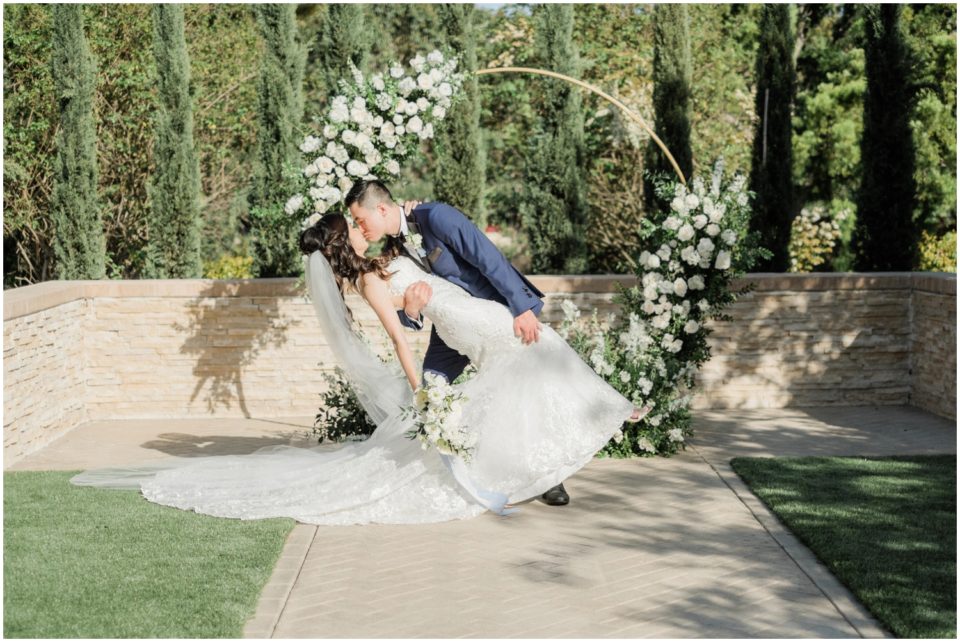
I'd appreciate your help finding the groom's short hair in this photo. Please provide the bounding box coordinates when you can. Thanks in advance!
[345,179,393,210]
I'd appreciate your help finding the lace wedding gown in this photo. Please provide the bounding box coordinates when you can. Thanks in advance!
[71,256,635,525]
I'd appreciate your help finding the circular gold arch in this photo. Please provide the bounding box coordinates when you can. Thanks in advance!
[476,66,687,185]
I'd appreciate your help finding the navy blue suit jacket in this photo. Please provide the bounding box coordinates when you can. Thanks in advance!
[394,202,545,381]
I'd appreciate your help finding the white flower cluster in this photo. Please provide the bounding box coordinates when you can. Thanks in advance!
[404,372,477,461]
[287,51,464,228]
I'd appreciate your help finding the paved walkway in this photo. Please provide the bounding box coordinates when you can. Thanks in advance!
[8,405,955,638]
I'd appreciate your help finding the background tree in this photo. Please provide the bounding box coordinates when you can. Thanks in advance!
[432,4,485,221]
[644,3,693,213]
[852,4,918,271]
[305,4,366,110]
[248,4,306,277]
[144,4,202,278]
[748,3,797,272]
[518,4,588,274]
[49,4,107,280]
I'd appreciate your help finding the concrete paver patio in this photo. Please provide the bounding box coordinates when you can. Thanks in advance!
[8,405,955,638]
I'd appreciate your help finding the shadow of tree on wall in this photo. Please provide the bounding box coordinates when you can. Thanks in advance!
[173,280,302,417]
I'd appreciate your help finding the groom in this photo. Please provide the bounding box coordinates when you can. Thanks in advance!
[345,179,571,507]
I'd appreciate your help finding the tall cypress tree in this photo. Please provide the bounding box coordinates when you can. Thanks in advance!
[852,4,918,270]
[145,4,202,278]
[644,3,693,213]
[50,4,106,279]
[519,4,588,274]
[249,4,306,277]
[748,4,796,272]
[310,4,366,106]
[433,4,484,222]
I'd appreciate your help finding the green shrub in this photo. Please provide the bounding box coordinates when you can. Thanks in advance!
[917,230,957,272]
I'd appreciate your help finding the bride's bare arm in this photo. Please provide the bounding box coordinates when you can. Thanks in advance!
[360,272,421,391]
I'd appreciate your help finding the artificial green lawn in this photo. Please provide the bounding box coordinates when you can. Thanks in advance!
[4,470,295,638]
[730,454,956,638]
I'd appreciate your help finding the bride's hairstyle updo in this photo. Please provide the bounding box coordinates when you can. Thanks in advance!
[298,212,401,295]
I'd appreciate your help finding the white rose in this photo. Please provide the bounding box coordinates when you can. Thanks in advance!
[323,125,337,139]
[376,93,393,111]
[647,254,661,269]
[371,74,385,91]
[643,285,658,301]
[641,300,657,314]
[393,114,404,125]
[427,50,444,65]
[416,97,429,111]
[410,54,426,72]
[663,216,682,231]
[432,105,447,120]
[684,193,700,210]
[438,82,453,97]
[684,320,700,334]
[342,130,357,145]
[429,68,443,84]
[385,159,401,175]
[678,224,695,242]
[407,116,423,134]
[417,73,434,90]
[668,428,684,442]
[404,100,419,116]
[673,278,688,297]
[693,214,708,229]
[619,370,631,383]
[338,176,353,194]
[688,274,705,290]
[334,166,345,178]
[706,223,721,237]
[697,238,715,255]
[420,123,434,139]
[390,64,404,79]
[715,250,732,270]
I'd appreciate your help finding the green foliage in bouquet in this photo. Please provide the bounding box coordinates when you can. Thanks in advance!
[564,160,771,458]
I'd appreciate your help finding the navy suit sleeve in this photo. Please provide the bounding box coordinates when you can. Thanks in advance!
[396,309,424,331]
[428,204,543,318]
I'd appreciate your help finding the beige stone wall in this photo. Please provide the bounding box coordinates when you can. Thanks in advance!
[4,298,89,462]
[4,273,955,466]
[910,278,957,420]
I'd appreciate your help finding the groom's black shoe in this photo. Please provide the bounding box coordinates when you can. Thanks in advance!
[541,483,570,506]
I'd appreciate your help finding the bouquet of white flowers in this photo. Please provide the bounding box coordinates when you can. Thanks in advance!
[287,50,465,229]
[403,372,476,462]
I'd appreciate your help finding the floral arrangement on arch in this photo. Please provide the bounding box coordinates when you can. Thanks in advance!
[560,159,771,458]
[285,51,465,228]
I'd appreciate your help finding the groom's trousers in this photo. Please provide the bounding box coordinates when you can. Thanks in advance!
[422,325,471,386]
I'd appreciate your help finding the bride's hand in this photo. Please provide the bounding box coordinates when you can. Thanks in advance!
[402,199,423,214]
[403,281,432,319]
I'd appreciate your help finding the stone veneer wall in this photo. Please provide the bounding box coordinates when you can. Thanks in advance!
[4,273,955,465]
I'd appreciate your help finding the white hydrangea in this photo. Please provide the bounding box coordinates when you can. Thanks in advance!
[688,274,705,290]
[697,238,715,255]
[285,194,304,215]
[705,223,721,237]
[385,159,401,175]
[721,229,737,245]
[410,53,426,72]
[389,64,404,79]
[300,135,322,153]
[427,49,444,65]
[398,76,416,96]
[637,437,657,453]
[668,428,684,442]
[678,224,695,242]
[663,216,682,231]
[683,320,700,334]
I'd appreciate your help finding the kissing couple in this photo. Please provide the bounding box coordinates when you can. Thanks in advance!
[71,179,649,525]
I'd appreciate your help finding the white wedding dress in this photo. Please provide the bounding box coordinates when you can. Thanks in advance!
[71,256,635,525]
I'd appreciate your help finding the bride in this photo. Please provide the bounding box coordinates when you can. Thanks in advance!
[71,213,647,525]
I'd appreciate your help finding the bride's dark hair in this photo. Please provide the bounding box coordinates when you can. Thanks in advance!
[298,213,402,295]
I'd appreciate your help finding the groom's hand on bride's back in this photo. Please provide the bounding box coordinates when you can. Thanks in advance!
[514,309,541,345]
